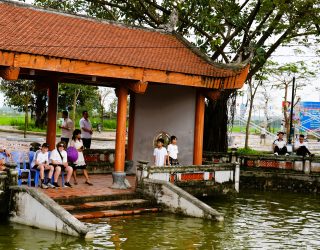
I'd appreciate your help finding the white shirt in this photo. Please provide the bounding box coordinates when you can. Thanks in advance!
[70,139,85,165]
[50,149,68,164]
[31,150,49,168]
[80,117,92,139]
[61,118,74,139]
[294,140,308,149]
[153,147,167,167]
[167,144,178,159]
[273,139,287,149]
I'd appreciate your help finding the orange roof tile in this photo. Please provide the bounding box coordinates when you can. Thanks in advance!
[0,1,247,79]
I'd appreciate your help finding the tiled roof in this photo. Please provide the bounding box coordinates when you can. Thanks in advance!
[0,1,245,78]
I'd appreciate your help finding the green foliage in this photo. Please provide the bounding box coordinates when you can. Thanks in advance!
[0,80,35,112]
[58,83,100,113]
[236,147,265,155]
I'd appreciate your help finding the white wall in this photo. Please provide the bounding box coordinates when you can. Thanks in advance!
[133,84,196,166]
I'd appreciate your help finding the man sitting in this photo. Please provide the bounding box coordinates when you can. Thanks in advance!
[273,132,289,156]
[294,134,314,157]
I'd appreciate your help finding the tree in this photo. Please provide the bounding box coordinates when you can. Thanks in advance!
[272,61,316,136]
[244,60,278,149]
[98,87,112,125]
[58,83,100,122]
[32,0,320,151]
[0,80,35,137]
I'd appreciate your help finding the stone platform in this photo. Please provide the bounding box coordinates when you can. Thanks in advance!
[40,174,136,200]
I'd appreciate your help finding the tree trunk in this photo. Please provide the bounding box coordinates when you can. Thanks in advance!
[283,84,290,136]
[34,91,47,128]
[244,93,254,149]
[100,105,104,126]
[72,89,80,122]
[203,90,233,152]
[24,96,29,138]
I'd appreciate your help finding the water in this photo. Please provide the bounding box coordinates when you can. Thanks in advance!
[0,190,319,249]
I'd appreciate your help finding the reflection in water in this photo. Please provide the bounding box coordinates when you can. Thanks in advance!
[0,190,319,249]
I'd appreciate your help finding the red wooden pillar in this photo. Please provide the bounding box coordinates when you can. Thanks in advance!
[127,93,135,161]
[193,91,205,165]
[114,86,128,172]
[46,80,58,151]
[112,85,130,189]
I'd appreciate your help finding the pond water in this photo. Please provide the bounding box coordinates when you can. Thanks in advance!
[0,190,319,249]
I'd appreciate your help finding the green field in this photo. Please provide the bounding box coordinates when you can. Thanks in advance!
[0,114,117,132]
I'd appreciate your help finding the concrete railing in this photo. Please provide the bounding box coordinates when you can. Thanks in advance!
[136,161,240,194]
[204,151,320,174]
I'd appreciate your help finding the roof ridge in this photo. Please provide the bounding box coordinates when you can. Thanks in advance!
[173,32,250,71]
[0,0,169,35]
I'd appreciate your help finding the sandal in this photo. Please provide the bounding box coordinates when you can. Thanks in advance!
[74,181,78,185]
[85,181,93,186]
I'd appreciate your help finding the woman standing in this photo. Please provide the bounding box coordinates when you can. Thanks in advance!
[70,129,93,185]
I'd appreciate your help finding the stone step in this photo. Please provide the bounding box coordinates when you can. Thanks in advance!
[61,199,153,213]
[54,192,140,205]
[73,207,160,220]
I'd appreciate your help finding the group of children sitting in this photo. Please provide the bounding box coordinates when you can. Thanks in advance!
[0,129,93,189]
[273,132,314,157]
[153,135,179,167]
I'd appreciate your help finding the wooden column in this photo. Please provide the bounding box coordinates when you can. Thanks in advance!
[127,93,135,161]
[46,80,58,151]
[114,86,128,172]
[193,91,205,165]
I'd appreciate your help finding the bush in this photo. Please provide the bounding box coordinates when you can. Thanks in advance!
[236,147,265,155]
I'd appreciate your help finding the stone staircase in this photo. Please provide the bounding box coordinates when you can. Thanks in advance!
[52,193,161,220]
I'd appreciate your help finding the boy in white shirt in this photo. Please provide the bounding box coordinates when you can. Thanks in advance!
[50,141,73,188]
[167,135,179,166]
[295,134,313,157]
[31,143,55,189]
[153,138,168,167]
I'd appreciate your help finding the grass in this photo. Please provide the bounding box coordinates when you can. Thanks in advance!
[0,114,117,132]
[0,115,25,126]
[229,125,281,134]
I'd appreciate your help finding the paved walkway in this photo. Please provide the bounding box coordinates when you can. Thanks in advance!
[40,174,136,200]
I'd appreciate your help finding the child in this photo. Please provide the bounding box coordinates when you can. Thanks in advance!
[50,141,73,188]
[167,135,179,166]
[295,134,313,157]
[153,138,168,167]
[273,131,289,156]
[31,143,55,189]
[70,129,93,185]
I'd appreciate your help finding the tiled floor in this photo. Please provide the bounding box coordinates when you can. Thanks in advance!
[39,174,136,200]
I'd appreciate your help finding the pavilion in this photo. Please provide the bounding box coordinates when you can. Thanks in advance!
[0,0,249,188]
